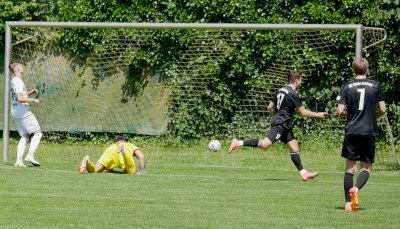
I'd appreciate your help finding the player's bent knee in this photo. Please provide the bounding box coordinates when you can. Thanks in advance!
[94,163,106,173]
[287,140,299,152]
[260,138,272,149]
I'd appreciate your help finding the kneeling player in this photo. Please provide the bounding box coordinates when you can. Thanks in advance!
[79,136,146,175]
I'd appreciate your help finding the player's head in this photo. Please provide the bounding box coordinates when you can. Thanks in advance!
[9,60,24,75]
[288,70,303,89]
[352,58,369,75]
[114,136,125,143]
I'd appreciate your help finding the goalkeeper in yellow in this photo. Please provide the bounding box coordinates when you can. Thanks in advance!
[79,136,146,174]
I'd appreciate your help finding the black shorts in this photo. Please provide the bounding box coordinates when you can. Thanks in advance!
[266,124,295,144]
[341,135,376,163]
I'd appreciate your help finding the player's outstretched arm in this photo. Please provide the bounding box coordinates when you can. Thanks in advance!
[298,106,327,118]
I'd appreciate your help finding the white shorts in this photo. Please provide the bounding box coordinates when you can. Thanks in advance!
[14,112,41,136]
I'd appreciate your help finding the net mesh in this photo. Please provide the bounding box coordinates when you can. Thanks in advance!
[8,28,169,135]
[2,25,397,170]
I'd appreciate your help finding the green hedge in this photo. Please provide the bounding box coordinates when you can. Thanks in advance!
[1,0,399,139]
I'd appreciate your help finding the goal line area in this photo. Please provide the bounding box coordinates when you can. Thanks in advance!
[2,138,398,172]
[1,22,397,170]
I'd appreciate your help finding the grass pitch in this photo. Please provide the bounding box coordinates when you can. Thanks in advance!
[1,141,399,228]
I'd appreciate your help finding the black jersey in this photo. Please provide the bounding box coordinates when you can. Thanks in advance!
[271,85,302,128]
[336,79,385,136]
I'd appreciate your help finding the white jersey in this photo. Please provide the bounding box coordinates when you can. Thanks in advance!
[10,76,31,119]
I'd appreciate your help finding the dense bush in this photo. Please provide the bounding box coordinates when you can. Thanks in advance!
[0,0,49,43]
[1,0,399,139]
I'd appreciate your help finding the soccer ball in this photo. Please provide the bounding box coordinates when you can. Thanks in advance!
[208,140,221,152]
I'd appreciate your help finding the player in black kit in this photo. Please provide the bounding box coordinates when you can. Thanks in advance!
[336,58,386,211]
[229,70,327,181]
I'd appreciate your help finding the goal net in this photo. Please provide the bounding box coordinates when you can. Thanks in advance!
[2,23,397,171]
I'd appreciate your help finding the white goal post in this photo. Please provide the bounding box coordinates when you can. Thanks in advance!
[1,21,368,162]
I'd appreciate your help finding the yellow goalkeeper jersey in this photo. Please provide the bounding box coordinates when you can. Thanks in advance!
[98,142,138,173]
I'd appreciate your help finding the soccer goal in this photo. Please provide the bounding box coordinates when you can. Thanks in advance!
[2,22,397,170]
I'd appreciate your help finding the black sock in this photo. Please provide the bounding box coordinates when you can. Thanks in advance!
[344,172,354,202]
[290,152,304,171]
[355,170,370,190]
[243,139,260,147]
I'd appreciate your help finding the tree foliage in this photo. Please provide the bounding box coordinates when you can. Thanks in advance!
[0,0,49,44]
[1,0,399,139]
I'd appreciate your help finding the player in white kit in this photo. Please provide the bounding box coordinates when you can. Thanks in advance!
[9,61,42,167]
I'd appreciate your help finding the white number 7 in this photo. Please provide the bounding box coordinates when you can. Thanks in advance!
[357,88,365,111]
[277,93,285,110]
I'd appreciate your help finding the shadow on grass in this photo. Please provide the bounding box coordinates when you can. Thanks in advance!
[334,206,367,211]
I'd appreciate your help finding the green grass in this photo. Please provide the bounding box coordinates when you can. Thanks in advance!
[1,141,400,228]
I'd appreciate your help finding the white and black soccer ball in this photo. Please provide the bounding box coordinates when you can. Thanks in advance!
[208,140,221,152]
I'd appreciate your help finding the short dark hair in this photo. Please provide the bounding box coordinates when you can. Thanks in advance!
[113,136,125,143]
[288,70,301,83]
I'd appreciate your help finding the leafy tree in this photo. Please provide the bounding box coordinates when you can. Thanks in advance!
[0,0,50,45]
[1,0,399,139]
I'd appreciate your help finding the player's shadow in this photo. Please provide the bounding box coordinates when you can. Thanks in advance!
[333,206,366,211]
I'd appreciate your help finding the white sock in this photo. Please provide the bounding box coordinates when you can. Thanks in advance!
[17,136,29,161]
[238,140,244,146]
[27,132,42,158]
[299,169,307,176]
